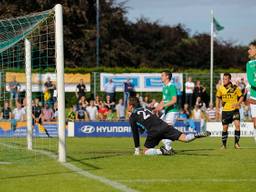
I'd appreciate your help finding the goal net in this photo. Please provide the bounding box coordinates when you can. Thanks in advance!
[0,4,66,162]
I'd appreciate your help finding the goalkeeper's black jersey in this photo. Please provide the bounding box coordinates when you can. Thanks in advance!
[129,107,169,147]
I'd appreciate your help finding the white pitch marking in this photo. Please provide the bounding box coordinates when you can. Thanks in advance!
[0,142,138,192]
[0,161,12,165]
[118,178,256,183]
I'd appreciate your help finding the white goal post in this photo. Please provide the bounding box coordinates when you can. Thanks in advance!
[2,4,66,162]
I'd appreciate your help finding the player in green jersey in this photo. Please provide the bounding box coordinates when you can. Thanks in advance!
[246,40,256,142]
[155,70,179,151]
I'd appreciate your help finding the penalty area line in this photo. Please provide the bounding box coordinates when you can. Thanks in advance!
[118,178,256,183]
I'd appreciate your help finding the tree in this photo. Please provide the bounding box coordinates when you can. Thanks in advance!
[0,0,248,69]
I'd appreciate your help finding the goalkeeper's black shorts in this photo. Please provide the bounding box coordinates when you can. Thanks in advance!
[144,125,182,148]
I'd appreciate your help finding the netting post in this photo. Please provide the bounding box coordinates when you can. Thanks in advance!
[55,4,66,163]
[25,38,33,150]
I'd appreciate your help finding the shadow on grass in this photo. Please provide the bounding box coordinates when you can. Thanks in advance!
[174,148,220,157]
[3,141,133,170]
[66,150,131,170]
[0,170,75,181]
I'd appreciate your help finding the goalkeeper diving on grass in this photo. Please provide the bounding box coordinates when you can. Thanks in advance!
[128,97,211,155]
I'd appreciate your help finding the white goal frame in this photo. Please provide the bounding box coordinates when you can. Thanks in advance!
[24,4,66,162]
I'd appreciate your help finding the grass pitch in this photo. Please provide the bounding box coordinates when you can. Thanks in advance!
[0,137,256,192]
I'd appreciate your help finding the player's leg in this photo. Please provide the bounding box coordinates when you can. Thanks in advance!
[177,131,211,142]
[233,110,241,148]
[233,120,241,148]
[161,112,178,150]
[143,136,163,155]
[250,103,256,142]
[163,124,210,143]
[220,124,229,149]
[143,134,175,156]
[221,111,232,149]
[161,112,172,150]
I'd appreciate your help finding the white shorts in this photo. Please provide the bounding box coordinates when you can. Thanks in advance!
[161,112,179,126]
[250,103,256,118]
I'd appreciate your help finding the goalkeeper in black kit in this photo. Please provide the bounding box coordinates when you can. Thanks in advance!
[128,97,211,155]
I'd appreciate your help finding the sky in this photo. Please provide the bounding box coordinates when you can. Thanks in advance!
[115,0,256,45]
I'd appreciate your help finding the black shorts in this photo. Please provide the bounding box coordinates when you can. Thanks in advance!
[222,109,240,125]
[144,125,182,148]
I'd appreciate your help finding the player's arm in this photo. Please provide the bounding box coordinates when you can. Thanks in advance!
[129,116,140,155]
[215,97,221,120]
[131,125,140,148]
[237,95,244,107]
[153,99,163,112]
[215,87,222,120]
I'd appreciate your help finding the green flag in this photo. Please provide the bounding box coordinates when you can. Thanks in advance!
[213,17,224,31]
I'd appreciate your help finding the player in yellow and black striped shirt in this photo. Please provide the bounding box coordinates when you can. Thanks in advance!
[216,73,244,149]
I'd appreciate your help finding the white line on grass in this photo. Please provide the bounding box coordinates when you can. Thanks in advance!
[118,179,256,183]
[0,161,12,165]
[0,142,138,192]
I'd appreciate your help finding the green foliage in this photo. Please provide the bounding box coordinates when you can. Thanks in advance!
[8,66,244,74]
[0,0,249,70]
[65,92,77,107]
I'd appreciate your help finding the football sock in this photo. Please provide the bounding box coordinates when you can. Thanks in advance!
[234,130,240,144]
[162,139,172,150]
[144,148,162,155]
[222,131,228,147]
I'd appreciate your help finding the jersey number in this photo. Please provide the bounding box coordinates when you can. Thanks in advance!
[137,109,152,120]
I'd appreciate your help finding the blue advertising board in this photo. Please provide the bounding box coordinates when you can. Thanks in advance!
[100,73,183,92]
[74,121,200,137]
[144,76,162,88]
[74,121,133,137]
[101,74,140,91]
